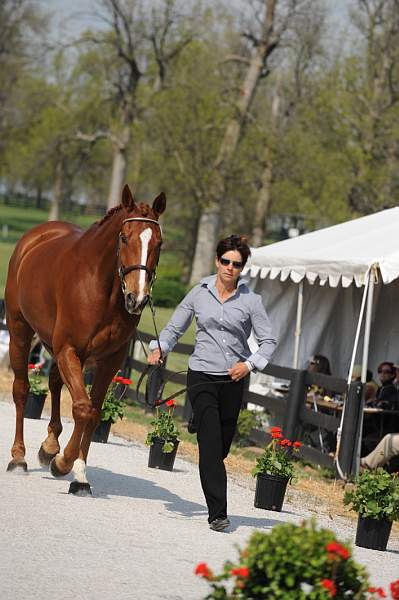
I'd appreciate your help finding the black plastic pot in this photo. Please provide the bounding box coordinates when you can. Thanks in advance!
[24,392,46,419]
[355,515,393,551]
[148,437,179,471]
[92,419,112,443]
[254,473,289,512]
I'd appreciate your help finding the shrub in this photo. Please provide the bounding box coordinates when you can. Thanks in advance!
[152,278,187,308]
[196,519,369,599]
[252,427,301,482]
[344,468,399,521]
[234,409,262,447]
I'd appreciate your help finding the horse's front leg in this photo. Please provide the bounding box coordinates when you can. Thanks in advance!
[69,346,128,496]
[38,362,63,466]
[49,346,92,484]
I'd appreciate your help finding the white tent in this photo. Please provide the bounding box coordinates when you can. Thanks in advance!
[244,207,399,380]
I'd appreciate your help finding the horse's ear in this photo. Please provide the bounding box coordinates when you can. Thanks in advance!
[121,184,136,211]
[152,192,166,217]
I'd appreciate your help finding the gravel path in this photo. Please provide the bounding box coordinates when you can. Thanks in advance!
[0,399,398,599]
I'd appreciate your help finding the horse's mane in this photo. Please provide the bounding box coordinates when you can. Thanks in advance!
[95,204,123,227]
[95,202,153,227]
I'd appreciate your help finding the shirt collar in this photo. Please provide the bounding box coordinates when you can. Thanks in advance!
[199,274,248,289]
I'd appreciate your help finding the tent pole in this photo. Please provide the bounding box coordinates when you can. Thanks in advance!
[335,268,370,480]
[353,268,376,474]
[293,280,304,369]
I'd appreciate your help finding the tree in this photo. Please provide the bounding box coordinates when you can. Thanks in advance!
[189,0,313,284]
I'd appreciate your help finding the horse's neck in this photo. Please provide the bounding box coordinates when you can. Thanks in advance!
[82,212,124,285]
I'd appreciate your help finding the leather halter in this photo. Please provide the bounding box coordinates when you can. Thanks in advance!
[117,217,162,295]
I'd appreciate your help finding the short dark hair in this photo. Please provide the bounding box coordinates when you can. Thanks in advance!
[216,234,251,266]
[377,361,395,374]
[309,354,331,375]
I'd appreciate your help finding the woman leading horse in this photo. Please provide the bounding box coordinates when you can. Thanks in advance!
[5,184,165,495]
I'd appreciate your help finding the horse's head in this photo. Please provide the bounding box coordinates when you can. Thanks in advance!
[118,184,166,315]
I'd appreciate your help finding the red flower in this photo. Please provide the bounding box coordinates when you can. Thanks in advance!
[321,579,337,597]
[391,579,399,599]
[270,426,282,433]
[293,441,302,448]
[272,432,283,439]
[326,542,350,561]
[194,562,211,579]
[231,567,250,578]
[166,399,176,408]
[368,587,386,598]
[121,378,132,385]
[28,363,36,370]
[280,439,292,446]
[112,376,124,383]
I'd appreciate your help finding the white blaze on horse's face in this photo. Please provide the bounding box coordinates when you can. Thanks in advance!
[137,227,152,303]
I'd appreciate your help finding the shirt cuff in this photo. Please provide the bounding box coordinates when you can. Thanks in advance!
[248,354,268,372]
[148,340,170,354]
[244,360,255,372]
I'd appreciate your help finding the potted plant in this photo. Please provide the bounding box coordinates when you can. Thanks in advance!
[195,519,371,598]
[146,399,180,471]
[25,363,48,419]
[92,375,131,443]
[344,468,399,551]
[252,426,301,511]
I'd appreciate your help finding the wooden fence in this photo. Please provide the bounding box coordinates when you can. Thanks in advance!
[122,331,363,475]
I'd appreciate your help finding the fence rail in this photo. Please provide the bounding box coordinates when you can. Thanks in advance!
[0,304,361,477]
[124,331,360,474]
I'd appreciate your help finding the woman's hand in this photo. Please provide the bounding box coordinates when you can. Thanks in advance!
[147,348,162,365]
[228,362,249,382]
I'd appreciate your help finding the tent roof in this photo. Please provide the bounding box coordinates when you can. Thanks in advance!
[244,208,399,287]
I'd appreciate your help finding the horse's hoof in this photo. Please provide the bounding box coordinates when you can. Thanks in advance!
[38,446,57,467]
[49,456,68,478]
[68,481,92,496]
[6,459,28,473]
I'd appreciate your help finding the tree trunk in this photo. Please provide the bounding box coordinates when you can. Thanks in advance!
[251,84,281,247]
[189,0,278,283]
[107,144,128,210]
[252,155,273,247]
[48,160,64,221]
[189,201,220,285]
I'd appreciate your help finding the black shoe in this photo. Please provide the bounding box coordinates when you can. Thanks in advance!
[209,517,230,532]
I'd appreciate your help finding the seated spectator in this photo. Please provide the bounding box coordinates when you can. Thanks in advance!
[307,354,331,376]
[361,433,399,471]
[351,365,378,403]
[366,361,398,410]
[362,361,399,456]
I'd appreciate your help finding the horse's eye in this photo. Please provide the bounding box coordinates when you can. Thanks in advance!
[120,234,128,244]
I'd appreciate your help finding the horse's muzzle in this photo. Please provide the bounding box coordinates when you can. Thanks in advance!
[124,292,149,315]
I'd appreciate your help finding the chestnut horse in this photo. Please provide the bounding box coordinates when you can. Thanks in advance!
[5,184,165,495]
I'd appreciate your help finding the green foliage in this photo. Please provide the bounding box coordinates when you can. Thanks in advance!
[152,278,187,308]
[252,431,300,482]
[199,519,369,599]
[96,376,130,424]
[344,468,399,522]
[234,409,262,447]
[28,363,48,395]
[146,403,180,453]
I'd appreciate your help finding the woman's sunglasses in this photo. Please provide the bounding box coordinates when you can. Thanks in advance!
[220,257,243,269]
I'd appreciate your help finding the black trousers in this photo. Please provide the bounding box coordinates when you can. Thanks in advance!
[187,368,245,523]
